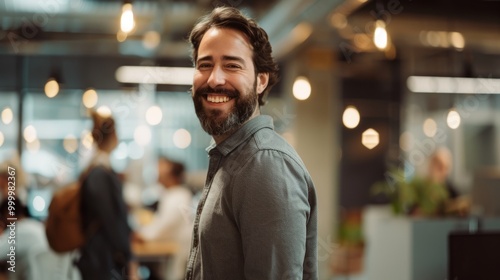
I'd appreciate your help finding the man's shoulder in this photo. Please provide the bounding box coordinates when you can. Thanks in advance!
[232,127,311,179]
[251,128,302,161]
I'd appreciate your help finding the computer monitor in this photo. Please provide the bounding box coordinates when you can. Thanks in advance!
[471,167,500,217]
[449,231,500,279]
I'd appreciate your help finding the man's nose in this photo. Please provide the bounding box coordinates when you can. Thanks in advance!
[207,66,226,88]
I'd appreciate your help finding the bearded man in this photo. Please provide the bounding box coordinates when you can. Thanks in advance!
[186,7,318,280]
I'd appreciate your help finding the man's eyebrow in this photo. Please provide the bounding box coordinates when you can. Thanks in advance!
[196,55,246,65]
[197,56,212,64]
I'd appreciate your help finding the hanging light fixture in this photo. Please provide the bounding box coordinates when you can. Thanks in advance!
[1,107,13,125]
[447,108,461,129]
[44,78,59,98]
[23,125,38,143]
[145,105,163,126]
[82,88,98,109]
[423,118,437,137]
[293,76,311,100]
[342,106,360,129]
[373,20,388,50]
[362,128,379,149]
[120,1,135,34]
[44,69,63,98]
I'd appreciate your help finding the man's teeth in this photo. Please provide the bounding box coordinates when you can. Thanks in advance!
[207,95,231,103]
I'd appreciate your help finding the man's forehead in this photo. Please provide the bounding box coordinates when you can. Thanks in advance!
[199,27,253,52]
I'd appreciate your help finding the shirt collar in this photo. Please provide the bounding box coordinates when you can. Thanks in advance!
[206,115,274,156]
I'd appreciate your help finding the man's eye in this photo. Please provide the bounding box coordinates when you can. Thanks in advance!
[226,64,241,69]
[198,63,212,69]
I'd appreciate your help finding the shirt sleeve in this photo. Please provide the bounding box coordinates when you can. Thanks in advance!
[231,149,312,280]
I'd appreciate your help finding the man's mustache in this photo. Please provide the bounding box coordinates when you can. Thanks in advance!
[195,86,239,98]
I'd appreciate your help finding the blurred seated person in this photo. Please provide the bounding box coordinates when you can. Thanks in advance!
[427,147,470,216]
[136,157,193,280]
[0,197,46,280]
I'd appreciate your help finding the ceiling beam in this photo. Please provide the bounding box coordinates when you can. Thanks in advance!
[259,0,345,58]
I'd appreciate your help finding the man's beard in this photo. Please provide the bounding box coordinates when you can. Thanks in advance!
[192,83,258,136]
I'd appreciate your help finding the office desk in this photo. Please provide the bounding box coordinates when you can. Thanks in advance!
[132,241,178,258]
[132,241,179,279]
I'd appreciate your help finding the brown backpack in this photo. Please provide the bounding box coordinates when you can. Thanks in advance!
[45,168,97,253]
[45,180,85,253]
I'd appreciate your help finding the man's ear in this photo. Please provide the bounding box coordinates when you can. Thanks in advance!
[256,73,269,94]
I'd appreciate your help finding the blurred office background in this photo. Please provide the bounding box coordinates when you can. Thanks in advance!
[1,0,500,279]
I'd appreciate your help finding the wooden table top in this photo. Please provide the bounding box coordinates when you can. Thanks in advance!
[132,241,179,257]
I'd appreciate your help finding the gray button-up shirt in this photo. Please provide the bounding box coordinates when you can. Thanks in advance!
[185,115,318,280]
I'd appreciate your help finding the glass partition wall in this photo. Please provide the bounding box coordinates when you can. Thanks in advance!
[1,85,210,219]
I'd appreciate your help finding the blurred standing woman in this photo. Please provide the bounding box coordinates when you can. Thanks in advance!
[77,110,133,280]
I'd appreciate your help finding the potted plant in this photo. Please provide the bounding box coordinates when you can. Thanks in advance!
[331,209,364,275]
[371,167,450,216]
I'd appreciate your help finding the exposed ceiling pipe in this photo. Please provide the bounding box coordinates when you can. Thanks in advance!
[259,0,346,58]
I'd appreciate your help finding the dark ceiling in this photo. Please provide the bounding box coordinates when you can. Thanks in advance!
[1,0,499,91]
[354,0,500,21]
[0,0,337,58]
[346,0,500,51]
[0,0,345,91]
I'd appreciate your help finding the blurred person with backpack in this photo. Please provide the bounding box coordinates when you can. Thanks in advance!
[76,110,135,280]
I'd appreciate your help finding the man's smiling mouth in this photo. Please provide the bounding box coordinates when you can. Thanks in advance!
[206,94,233,103]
